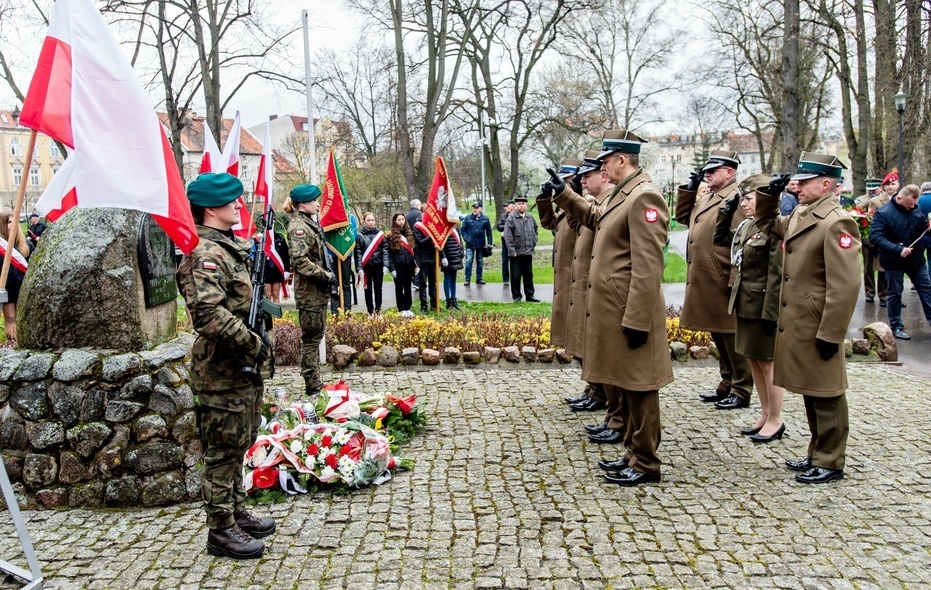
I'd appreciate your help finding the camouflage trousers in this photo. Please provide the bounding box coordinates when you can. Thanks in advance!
[196,383,262,529]
[299,305,327,394]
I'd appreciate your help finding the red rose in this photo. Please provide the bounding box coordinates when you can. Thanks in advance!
[325,453,338,469]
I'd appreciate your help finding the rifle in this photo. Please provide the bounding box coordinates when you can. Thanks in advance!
[242,202,283,387]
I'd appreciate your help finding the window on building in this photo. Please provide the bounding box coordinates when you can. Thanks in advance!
[52,166,60,176]
[29,167,40,186]
[10,137,21,157]
[677,155,682,162]
[662,156,667,164]
[49,143,61,159]
[12,167,22,186]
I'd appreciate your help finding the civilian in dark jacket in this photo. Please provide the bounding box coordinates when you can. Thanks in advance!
[387,212,417,317]
[406,199,424,294]
[460,202,493,285]
[354,212,389,315]
[869,184,931,340]
[502,196,539,301]
[496,200,515,282]
[412,222,438,313]
[441,229,465,309]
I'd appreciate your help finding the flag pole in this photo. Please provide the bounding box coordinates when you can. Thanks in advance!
[302,10,317,186]
[337,260,345,313]
[0,129,37,298]
[434,250,441,313]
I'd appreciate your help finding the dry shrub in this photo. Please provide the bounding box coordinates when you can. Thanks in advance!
[273,318,302,366]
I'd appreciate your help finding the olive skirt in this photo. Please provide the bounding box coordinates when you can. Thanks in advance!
[735,316,776,361]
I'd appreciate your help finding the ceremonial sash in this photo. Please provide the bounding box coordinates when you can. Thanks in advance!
[359,231,385,288]
[399,235,414,257]
[0,237,28,274]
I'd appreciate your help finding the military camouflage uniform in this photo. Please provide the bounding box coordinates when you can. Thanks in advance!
[288,211,330,393]
[177,225,263,530]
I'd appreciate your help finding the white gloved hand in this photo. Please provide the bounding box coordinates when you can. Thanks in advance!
[383,267,389,275]
[441,258,449,267]
[391,270,397,278]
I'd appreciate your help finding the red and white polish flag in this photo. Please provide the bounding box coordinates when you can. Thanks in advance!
[254,122,285,277]
[19,0,197,254]
[199,111,255,240]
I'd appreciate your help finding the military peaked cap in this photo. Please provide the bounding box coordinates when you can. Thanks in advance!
[557,158,584,180]
[791,152,847,181]
[703,150,741,171]
[596,129,647,159]
[187,172,244,208]
[579,150,603,175]
[290,184,322,202]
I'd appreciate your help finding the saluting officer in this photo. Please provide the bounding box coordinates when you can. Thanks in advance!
[287,184,335,396]
[177,172,276,559]
[754,153,861,484]
[549,130,673,486]
[676,151,754,410]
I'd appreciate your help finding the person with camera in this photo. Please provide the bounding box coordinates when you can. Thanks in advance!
[461,201,493,286]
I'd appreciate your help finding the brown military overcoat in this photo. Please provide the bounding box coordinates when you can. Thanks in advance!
[675,181,746,332]
[755,192,861,397]
[554,170,674,391]
[538,199,578,347]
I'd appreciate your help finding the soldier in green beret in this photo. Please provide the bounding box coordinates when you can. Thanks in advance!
[286,184,335,396]
[176,172,276,559]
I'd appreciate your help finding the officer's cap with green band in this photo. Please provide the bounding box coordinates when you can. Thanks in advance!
[596,129,648,160]
[187,172,244,207]
[557,158,584,180]
[578,150,603,175]
[791,152,847,181]
[290,184,322,203]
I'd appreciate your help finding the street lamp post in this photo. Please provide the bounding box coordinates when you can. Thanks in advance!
[894,88,907,183]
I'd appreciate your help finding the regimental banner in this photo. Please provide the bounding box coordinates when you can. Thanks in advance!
[419,156,459,248]
[322,149,355,260]
[137,214,177,307]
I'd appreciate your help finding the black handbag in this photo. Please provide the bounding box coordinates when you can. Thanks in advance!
[481,244,493,258]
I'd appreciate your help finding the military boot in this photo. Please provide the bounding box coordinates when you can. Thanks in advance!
[235,511,277,538]
[206,523,265,559]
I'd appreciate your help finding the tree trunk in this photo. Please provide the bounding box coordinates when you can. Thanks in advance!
[780,0,800,171]
[872,0,898,176]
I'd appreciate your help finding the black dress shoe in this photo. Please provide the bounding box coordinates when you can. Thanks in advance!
[740,425,762,436]
[564,394,589,404]
[570,398,606,412]
[526,297,541,302]
[699,390,729,403]
[749,423,785,443]
[796,466,844,484]
[714,394,750,410]
[785,457,812,472]
[880,300,887,307]
[865,295,874,303]
[588,429,624,444]
[604,467,661,486]
[585,421,609,434]
[597,458,629,471]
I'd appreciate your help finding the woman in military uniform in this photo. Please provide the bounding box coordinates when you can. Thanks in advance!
[176,172,276,559]
[714,174,786,443]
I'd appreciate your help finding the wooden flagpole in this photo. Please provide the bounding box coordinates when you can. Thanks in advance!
[0,129,37,298]
[434,249,441,312]
[337,259,345,313]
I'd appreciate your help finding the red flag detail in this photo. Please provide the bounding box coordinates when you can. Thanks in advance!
[319,149,350,232]
[420,156,460,248]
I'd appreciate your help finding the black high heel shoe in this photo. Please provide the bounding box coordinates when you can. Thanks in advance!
[749,423,786,443]
[740,425,763,436]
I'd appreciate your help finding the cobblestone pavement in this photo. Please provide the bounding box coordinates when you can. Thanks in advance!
[2,364,931,589]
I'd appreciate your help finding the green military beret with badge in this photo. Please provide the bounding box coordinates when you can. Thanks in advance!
[791,152,847,181]
[186,172,244,207]
[703,150,741,171]
[290,184,321,203]
[596,129,648,159]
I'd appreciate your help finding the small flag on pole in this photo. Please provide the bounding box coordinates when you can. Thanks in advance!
[418,156,459,248]
[320,148,355,260]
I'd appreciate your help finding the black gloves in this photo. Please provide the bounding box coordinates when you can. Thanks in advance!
[815,338,838,361]
[570,175,583,196]
[539,182,554,200]
[255,332,272,365]
[722,196,739,218]
[686,168,704,191]
[761,173,791,196]
[762,320,777,336]
[545,168,567,195]
[623,327,649,349]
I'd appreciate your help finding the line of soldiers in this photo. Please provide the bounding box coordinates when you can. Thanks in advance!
[540,131,861,487]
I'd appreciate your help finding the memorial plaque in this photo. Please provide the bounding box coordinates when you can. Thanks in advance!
[137,214,177,307]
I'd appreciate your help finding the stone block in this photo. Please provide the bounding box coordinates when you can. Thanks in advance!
[521,346,537,363]
[183,440,204,468]
[67,422,112,458]
[26,421,65,450]
[421,349,441,366]
[689,346,709,360]
[134,414,168,442]
[103,425,131,452]
[503,346,521,362]
[119,374,154,400]
[37,488,70,509]
[332,345,358,369]
[863,322,897,361]
[852,338,870,355]
[12,352,57,381]
[105,476,142,507]
[377,346,400,367]
[102,353,142,382]
[58,451,88,484]
[442,347,461,364]
[125,442,183,475]
[484,347,502,364]
[708,340,720,359]
[69,481,104,507]
[48,382,86,428]
[141,471,187,507]
[0,421,28,452]
[52,349,100,382]
[358,348,377,367]
[0,384,8,406]
[23,453,58,488]
[462,351,482,365]
[401,348,420,365]
[105,400,144,423]
[172,412,197,444]
[10,383,49,421]
[83,389,108,422]
[139,341,188,370]
[184,468,202,501]
[537,349,556,363]
[555,349,572,363]
[94,449,123,480]
[2,454,23,481]
[149,384,193,416]
[155,367,181,386]
[670,342,689,362]
[0,352,28,380]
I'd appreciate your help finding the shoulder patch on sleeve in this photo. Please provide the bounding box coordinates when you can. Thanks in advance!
[295,229,305,236]
[644,208,659,223]
[203,261,217,270]
[838,234,854,249]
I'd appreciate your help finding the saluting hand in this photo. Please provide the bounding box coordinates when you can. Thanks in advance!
[545,168,566,195]
[762,173,791,196]
[722,196,739,217]
[569,175,583,196]
[539,182,554,200]
[686,168,704,191]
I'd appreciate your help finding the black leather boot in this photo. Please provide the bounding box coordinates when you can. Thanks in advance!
[451,298,461,310]
[235,510,277,539]
[206,523,265,559]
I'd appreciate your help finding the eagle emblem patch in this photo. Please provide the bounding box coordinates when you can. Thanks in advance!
[644,208,659,223]
[839,234,853,249]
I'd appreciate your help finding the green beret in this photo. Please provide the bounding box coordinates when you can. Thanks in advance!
[290,184,321,203]
[187,173,244,207]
